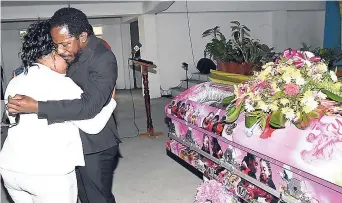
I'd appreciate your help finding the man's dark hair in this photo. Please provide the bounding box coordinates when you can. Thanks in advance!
[21,20,55,73]
[49,7,94,37]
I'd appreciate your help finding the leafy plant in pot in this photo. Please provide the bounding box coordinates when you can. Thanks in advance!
[203,21,275,75]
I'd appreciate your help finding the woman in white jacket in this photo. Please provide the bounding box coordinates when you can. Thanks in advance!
[0,20,117,203]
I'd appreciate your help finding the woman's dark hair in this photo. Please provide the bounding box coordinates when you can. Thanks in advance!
[21,20,55,73]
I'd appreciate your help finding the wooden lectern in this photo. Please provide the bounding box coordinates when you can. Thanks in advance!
[130,58,164,139]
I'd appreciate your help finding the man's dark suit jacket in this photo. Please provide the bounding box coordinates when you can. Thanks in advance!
[38,35,121,155]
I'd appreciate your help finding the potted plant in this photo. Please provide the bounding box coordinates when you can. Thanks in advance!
[203,21,275,75]
[202,26,237,64]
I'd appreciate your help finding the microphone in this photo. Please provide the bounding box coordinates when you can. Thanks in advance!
[129,42,153,65]
[182,62,189,71]
[134,43,142,52]
[133,43,142,58]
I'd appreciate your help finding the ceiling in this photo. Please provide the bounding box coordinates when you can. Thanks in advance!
[1,1,142,7]
[1,1,174,22]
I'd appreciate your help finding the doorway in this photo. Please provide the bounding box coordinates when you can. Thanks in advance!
[129,20,142,89]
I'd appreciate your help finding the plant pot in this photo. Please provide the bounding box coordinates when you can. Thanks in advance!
[336,70,342,77]
[217,62,253,75]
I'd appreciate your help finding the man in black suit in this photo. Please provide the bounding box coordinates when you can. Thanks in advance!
[7,8,121,203]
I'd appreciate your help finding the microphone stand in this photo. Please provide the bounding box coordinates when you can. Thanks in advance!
[131,51,138,89]
[182,62,189,89]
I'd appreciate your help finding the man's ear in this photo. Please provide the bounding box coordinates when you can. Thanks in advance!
[79,32,88,43]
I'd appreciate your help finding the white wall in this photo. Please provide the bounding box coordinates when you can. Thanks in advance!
[94,18,127,89]
[285,11,325,49]
[1,29,23,87]
[120,23,134,90]
[154,1,325,90]
[138,14,162,98]
[0,18,131,89]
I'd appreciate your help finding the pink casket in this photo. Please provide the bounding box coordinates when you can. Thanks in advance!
[165,82,342,203]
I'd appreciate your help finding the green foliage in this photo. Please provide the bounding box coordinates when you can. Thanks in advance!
[269,110,286,128]
[300,43,342,69]
[245,110,267,129]
[202,26,238,62]
[245,115,258,128]
[226,101,244,123]
[321,89,342,102]
[203,21,276,67]
[222,96,236,105]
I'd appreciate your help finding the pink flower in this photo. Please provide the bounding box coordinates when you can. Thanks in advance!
[277,49,321,69]
[238,87,247,95]
[282,49,299,59]
[256,80,268,89]
[320,99,336,108]
[194,180,234,203]
[251,80,268,92]
[284,83,300,96]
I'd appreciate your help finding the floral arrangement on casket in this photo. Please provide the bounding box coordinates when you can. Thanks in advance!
[224,49,342,138]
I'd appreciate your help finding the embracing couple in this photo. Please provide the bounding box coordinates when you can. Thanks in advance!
[0,7,121,203]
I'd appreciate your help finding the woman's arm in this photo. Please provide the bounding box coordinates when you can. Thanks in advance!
[72,98,117,134]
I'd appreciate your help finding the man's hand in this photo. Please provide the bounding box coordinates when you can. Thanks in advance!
[7,95,38,114]
[112,88,116,99]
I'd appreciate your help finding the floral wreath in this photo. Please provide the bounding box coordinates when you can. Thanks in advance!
[224,49,342,138]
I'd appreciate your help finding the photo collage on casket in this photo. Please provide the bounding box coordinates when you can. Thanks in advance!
[166,117,338,203]
[166,98,237,139]
[166,119,279,203]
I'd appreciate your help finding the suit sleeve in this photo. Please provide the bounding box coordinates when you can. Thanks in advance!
[37,52,117,122]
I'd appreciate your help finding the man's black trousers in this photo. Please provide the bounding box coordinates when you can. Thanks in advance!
[76,145,119,203]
